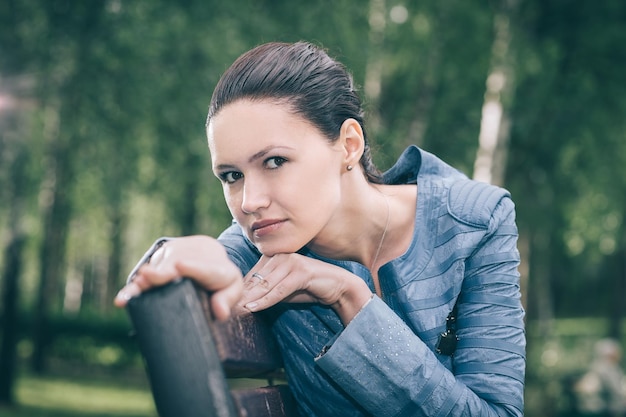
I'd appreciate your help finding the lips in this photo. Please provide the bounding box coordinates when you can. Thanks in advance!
[250,219,285,238]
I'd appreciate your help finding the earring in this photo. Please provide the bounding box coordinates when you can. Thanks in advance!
[347,165,353,171]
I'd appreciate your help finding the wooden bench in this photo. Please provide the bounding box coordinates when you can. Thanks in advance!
[126,278,299,417]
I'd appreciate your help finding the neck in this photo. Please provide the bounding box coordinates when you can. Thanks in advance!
[369,191,390,271]
[306,184,393,268]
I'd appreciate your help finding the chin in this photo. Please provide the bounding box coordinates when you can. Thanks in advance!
[255,241,303,257]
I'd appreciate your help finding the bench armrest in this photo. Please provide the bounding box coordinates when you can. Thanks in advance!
[127,279,238,417]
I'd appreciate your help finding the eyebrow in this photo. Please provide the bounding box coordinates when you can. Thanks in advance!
[248,147,272,164]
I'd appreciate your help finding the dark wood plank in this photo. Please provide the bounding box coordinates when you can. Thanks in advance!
[127,279,238,417]
[126,278,298,417]
[232,385,300,417]
[209,310,284,378]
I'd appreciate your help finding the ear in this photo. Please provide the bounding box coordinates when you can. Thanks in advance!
[339,118,365,168]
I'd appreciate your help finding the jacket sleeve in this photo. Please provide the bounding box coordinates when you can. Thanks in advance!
[217,222,261,274]
[315,195,526,417]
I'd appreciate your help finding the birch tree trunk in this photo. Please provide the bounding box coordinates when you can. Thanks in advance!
[472,1,535,328]
[472,0,519,187]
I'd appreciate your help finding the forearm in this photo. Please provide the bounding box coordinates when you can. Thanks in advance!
[315,296,524,417]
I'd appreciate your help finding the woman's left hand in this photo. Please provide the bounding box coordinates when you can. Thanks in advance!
[240,253,372,325]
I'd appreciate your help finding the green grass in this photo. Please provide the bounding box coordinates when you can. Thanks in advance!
[0,372,157,417]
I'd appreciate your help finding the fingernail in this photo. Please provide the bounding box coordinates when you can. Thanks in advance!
[116,290,132,301]
[245,302,258,311]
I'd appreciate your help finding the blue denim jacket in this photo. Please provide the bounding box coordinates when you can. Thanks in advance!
[218,146,526,417]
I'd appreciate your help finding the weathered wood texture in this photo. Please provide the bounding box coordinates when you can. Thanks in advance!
[127,279,299,417]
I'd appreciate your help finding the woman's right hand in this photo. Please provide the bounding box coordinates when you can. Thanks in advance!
[113,235,244,321]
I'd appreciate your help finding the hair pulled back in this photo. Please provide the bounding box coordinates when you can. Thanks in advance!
[206,41,382,184]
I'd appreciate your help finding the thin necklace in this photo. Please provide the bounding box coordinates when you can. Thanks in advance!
[371,192,390,271]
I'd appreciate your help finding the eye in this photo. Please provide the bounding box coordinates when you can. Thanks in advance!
[265,156,287,169]
[219,171,243,184]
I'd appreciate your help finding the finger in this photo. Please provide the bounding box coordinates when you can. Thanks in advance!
[114,267,164,307]
[175,256,244,320]
[244,281,302,312]
[210,277,244,321]
[243,256,271,287]
[175,256,242,293]
[113,236,239,309]
[240,259,277,305]
[136,263,181,286]
[149,244,167,266]
[114,281,143,307]
[243,271,270,292]
[243,260,304,311]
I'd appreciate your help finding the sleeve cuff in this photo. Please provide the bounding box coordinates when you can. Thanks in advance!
[315,294,374,359]
[313,296,447,416]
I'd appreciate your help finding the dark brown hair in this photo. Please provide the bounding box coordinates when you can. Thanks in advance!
[206,41,382,183]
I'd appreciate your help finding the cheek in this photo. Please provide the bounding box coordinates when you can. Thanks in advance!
[223,188,243,218]
[285,166,341,214]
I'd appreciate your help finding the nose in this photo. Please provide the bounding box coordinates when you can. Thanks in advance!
[240,177,270,214]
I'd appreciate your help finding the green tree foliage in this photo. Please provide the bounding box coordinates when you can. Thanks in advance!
[508,0,626,324]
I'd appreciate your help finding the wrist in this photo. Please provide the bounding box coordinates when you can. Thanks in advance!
[331,279,373,326]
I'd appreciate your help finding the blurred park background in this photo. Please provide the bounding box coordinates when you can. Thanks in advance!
[0,0,625,416]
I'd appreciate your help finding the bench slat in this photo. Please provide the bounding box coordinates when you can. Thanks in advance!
[232,386,299,417]
[209,307,284,378]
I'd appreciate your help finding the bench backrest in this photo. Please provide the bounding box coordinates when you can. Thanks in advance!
[127,279,299,417]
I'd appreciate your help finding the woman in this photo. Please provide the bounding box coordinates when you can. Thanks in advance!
[116,41,526,416]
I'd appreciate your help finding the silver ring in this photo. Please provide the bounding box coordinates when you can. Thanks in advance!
[252,272,264,281]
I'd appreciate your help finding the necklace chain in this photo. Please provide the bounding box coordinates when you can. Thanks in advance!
[371,192,390,270]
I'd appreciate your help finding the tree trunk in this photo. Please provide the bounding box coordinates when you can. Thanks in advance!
[473,0,519,186]
[0,111,31,404]
[31,0,107,372]
[529,228,555,337]
[407,40,440,149]
[406,3,448,149]
[0,235,25,405]
[608,241,626,339]
[32,137,74,373]
[104,201,126,313]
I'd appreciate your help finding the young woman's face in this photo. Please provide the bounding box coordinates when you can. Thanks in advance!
[207,100,345,255]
